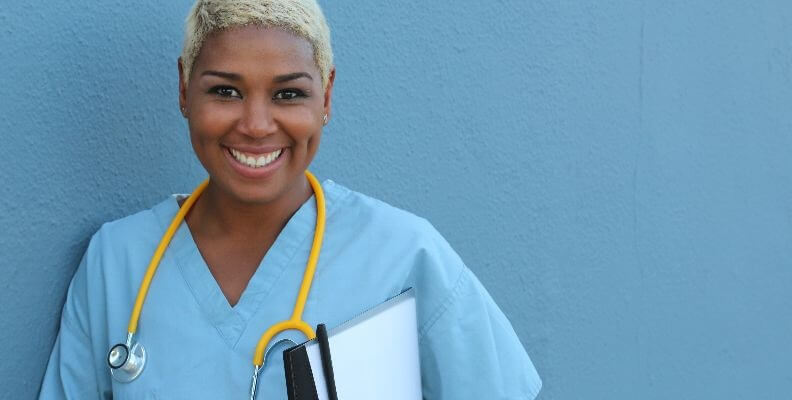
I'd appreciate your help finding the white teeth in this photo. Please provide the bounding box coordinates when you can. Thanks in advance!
[229,148,282,168]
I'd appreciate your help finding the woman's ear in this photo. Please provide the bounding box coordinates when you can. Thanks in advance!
[178,58,188,117]
[323,67,336,122]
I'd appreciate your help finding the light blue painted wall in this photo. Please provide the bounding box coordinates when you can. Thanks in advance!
[2,1,791,398]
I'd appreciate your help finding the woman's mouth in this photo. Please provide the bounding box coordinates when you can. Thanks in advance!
[228,147,283,168]
[223,145,287,179]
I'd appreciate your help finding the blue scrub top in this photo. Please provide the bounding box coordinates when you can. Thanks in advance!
[39,179,541,399]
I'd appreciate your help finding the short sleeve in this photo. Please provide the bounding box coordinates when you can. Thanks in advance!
[418,267,542,400]
[39,238,112,400]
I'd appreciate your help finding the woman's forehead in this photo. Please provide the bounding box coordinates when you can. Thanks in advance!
[194,26,319,77]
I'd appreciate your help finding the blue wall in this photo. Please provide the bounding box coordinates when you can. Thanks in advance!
[2,1,791,398]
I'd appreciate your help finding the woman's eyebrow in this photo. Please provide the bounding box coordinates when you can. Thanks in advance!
[273,72,313,83]
[200,70,312,83]
[201,70,241,81]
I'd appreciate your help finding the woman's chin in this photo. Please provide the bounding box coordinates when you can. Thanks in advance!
[218,178,285,206]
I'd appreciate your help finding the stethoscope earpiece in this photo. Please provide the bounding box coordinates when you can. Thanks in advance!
[108,341,146,382]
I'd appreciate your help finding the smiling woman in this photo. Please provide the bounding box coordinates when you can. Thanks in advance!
[38,1,541,399]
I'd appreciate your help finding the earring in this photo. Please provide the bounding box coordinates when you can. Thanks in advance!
[322,114,328,126]
[180,106,187,117]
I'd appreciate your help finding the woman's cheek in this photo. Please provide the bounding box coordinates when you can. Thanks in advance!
[194,98,241,126]
[281,107,322,139]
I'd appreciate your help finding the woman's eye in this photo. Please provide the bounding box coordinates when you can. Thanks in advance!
[210,86,241,98]
[274,89,306,101]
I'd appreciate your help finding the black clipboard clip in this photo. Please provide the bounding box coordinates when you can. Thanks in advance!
[283,323,339,400]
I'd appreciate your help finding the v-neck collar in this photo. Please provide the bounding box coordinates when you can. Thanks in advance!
[152,183,323,349]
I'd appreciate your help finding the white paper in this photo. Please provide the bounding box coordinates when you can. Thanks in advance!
[304,290,422,400]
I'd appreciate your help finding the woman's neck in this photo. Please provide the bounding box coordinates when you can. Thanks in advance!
[186,176,312,242]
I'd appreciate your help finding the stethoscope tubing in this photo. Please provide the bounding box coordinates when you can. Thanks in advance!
[128,179,209,334]
[109,171,326,400]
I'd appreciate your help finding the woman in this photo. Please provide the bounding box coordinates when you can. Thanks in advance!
[39,0,541,398]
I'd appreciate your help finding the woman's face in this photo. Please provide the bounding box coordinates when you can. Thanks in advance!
[179,26,334,205]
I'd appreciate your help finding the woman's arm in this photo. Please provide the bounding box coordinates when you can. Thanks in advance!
[39,239,113,399]
[410,221,542,399]
[419,267,542,399]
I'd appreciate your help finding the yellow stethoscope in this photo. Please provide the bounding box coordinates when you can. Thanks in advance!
[107,171,325,400]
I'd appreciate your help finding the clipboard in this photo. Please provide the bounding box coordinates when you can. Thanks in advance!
[282,289,423,400]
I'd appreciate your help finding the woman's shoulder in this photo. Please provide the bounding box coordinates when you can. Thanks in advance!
[87,195,179,257]
[322,179,464,281]
[322,179,445,243]
[67,196,180,317]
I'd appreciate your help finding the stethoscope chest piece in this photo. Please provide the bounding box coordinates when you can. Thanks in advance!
[108,341,146,382]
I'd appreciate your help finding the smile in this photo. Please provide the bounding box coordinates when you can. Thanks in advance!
[228,147,283,168]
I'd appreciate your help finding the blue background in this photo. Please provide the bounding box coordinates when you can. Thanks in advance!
[2,1,791,398]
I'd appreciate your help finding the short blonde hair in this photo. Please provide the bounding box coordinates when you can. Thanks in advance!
[181,0,333,87]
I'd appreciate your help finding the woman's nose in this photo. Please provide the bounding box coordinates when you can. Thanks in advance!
[238,98,277,138]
